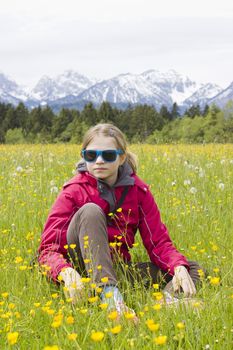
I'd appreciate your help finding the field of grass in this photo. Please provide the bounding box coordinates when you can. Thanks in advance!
[0,144,232,349]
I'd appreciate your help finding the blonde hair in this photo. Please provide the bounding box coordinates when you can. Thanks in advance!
[81,123,138,173]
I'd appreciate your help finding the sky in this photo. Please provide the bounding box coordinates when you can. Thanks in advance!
[0,0,233,88]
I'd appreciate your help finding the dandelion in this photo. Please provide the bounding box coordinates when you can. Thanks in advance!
[67,333,77,341]
[50,186,58,194]
[146,320,160,331]
[66,316,75,324]
[88,296,98,303]
[152,304,162,311]
[124,312,135,320]
[79,309,88,314]
[99,303,108,310]
[16,166,23,172]
[218,182,225,190]
[154,335,167,345]
[153,292,163,301]
[2,292,9,298]
[43,346,59,350]
[177,322,185,329]
[153,284,159,290]
[15,256,23,263]
[110,325,122,334]
[108,310,118,320]
[105,291,113,298]
[69,244,76,249]
[91,331,105,342]
[101,277,109,283]
[7,332,19,345]
[190,187,197,194]
[210,277,220,286]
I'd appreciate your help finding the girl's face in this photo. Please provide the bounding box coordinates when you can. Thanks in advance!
[85,135,126,186]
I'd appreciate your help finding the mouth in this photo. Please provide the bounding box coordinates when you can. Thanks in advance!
[94,168,107,171]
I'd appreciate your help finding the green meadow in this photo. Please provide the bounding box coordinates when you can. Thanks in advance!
[0,144,232,349]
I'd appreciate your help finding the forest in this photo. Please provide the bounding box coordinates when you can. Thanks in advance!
[0,100,233,144]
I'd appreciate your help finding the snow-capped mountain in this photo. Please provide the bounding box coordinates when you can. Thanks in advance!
[0,73,28,104]
[30,70,97,102]
[77,72,172,108]
[0,69,232,111]
[209,82,233,108]
[183,83,223,108]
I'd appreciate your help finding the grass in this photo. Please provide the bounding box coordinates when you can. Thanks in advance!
[0,144,232,349]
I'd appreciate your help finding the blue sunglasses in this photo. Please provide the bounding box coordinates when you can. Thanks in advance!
[81,149,124,162]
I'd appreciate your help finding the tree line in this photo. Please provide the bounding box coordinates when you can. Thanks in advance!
[0,101,232,144]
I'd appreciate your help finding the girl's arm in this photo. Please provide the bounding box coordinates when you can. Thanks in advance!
[38,189,79,281]
[138,186,189,276]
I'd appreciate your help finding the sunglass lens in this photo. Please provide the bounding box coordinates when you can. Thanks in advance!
[84,150,97,162]
[102,150,117,162]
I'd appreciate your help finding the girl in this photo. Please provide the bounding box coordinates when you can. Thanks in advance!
[38,123,201,316]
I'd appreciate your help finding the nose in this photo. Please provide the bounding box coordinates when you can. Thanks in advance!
[95,155,105,163]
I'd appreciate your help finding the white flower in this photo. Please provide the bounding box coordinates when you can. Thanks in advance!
[50,180,56,186]
[230,160,233,164]
[50,186,59,194]
[220,159,225,164]
[218,182,225,190]
[171,181,176,186]
[190,187,197,194]
[184,179,191,186]
[205,345,210,349]
[16,166,23,172]
[199,170,205,178]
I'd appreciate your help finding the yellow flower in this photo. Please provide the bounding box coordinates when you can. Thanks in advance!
[108,212,114,216]
[83,235,89,240]
[19,265,27,271]
[91,331,105,342]
[7,332,19,345]
[197,269,205,278]
[108,310,118,320]
[177,322,185,329]
[81,277,91,283]
[66,316,74,324]
[43,346,59,350]
[67,333,77,341]
[84,259,91,263]
[99,303,108,310]
[69,244,76,249]
[8,303,15,310]
[153,284,159,290]
[96,287,103,293]
[79,309,88,314]
[88,296,99,303]
[109,242,117,248]
[64,244,68,249]
[146,320,160,332]
[154,335,167,345]
[211,244,218,252]
[34,302,40,308]
[1,292,9,298]
[15,256,23,263]
[153,292,163,301]
[124,312,135,320]
[210,277,220,286]
[110,324,122,334]
[101,277,109,283]
[152,304,162,311]
[51,293,58,299]
[116,207,122,212]
[213,268,220,273]
[105,291,113,298]
[97,265,102,270]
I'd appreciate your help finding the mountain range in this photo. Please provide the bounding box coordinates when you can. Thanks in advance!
[0,69,232,112]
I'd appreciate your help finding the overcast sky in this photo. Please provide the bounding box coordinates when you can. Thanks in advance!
[0,0,233,88]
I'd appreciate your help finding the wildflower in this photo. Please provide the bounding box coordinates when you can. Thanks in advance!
[184,179,191,186]
[177,322,185,329]
[64,245,68,249]
[2,292,9,299]
[152,304,162,311]
[213,268,220,273]
[69,244,76,249]
[51,293,58,299]
[108,212,114,216]
[66,316,74,324]
[211,244,218,252]
[91,331,105,342]
[16,166,23,172]
[108,310,118,320]
[124,312,135,320]
[153,283,159,290]
[81,277,91,283]
[218,182,225,190]
[99,303,108,310]
[7,332,19,345]
[97,265,102,270]
[88,296,98,303]
[210,277,220,286]
[198,269,205,278]
[153,292,163,301]
[101,277,109,283]
[79,309,88,314]
[146,320,160,331]
[34,303,40,308]
[15,256,23,263]
[154,335,167,345]
[105,291,113,298]
[190,187,197,194]
[67,333,77,341]
[50,186,59,194]
[116,207,122,212]
[43,346,59,350]
[84,259,91,263]
[110,325,122,334]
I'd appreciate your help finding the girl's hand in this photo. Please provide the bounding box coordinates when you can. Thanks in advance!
[59,267,84,302]
[172,265,196,297]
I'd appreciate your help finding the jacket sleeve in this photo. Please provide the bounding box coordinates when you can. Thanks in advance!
[138,186,189,275]
[38,188,79,282]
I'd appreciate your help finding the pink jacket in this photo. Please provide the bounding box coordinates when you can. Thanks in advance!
[38,165,189,281]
